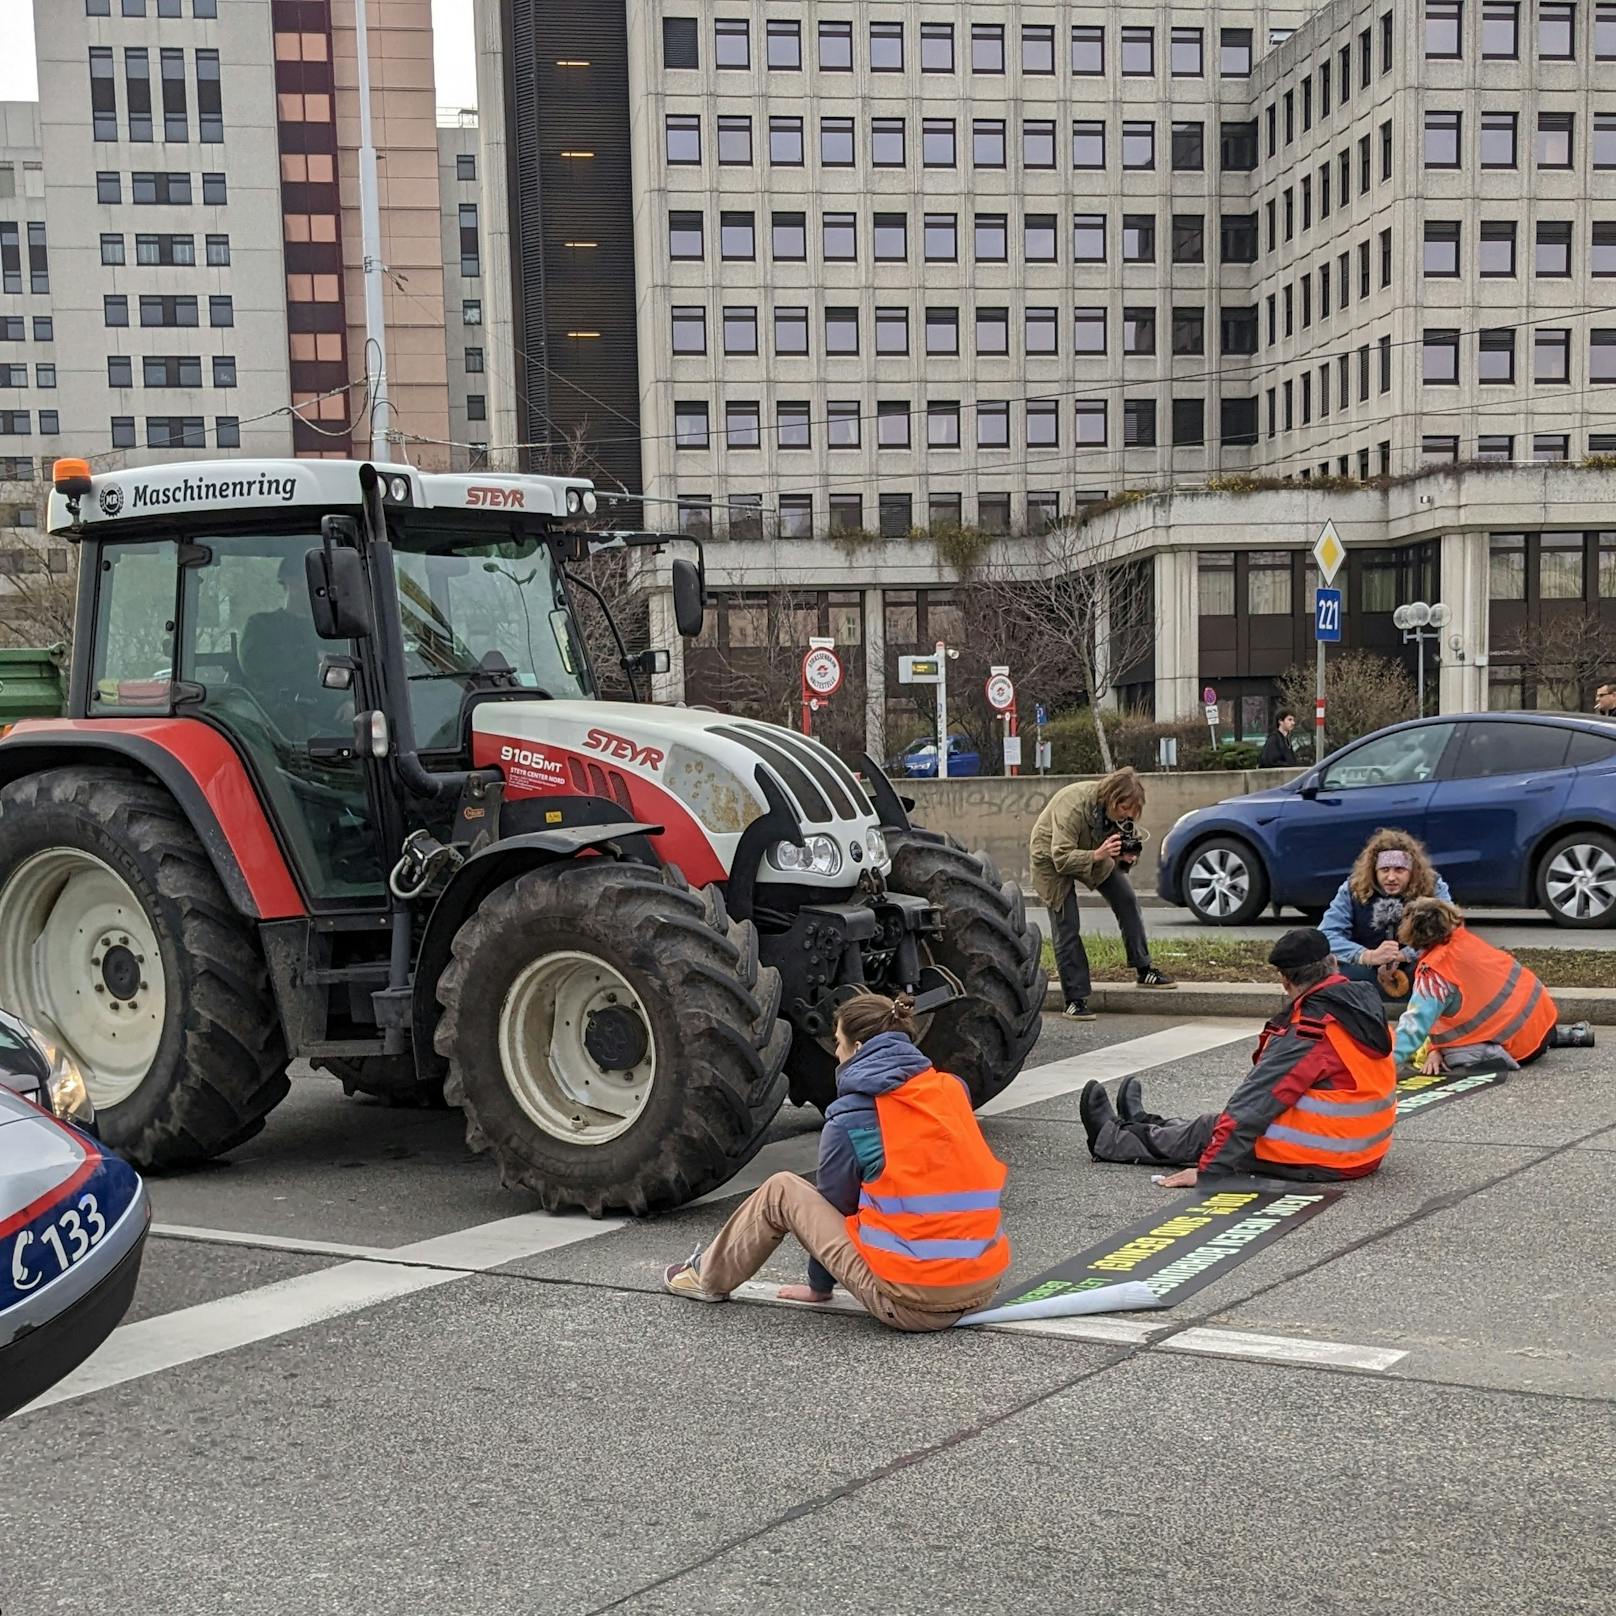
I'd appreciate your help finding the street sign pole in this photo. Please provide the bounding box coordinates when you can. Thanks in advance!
[1311,519,1346,762]
[1315,638,1326,761]
[935,640,948,779]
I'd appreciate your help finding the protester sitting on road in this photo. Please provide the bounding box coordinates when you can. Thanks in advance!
[1392,898,1589,1074]
[1319,830,1452,999]
[1258,710,1300,769]
[1079,927,1396,1186]
[1029,765,1175,1021]
[663,991,1008,1331]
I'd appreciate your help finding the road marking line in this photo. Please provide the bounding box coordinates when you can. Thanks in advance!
[25,1023,1251,1413]
[152,1225,395,1262]
[1161,1327,1409,1372]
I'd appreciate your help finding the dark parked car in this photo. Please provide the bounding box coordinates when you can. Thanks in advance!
[1,1010,148,1419]
[1158,713,1616,928]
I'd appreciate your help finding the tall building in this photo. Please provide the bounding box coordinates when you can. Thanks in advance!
[489,0,1616,746]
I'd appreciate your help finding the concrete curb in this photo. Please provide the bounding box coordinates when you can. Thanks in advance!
[1043,981,1616,1026]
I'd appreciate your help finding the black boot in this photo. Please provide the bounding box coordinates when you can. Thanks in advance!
[1117,1076,1145,1122]
[1550,1022,1595,1049]
[1079,1081,1117,1159]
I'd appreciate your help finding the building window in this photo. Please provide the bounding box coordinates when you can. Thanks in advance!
[1537,221,1573,276]
[872,118,905,167]
[719,212,754,261]
[1248,552,1293,614]
[1172,215,1205,264]
[1424,328,1459,384]
[925,214,958,262]
[1221,121,1257,171]
[463,347,484,376]
[211,355,235,388]
[870,20,903,71]
[110,417,136,448]
[1123,215,1155,263]
[875,307,909,356]
[1025,307,1058,355]
[1123,398,1156,447]
[457,153,477,182]
[769,117,803,166]
[773,306,808,355]
[1477,435,1514,460]
[1026,400,1058,446]
[971,24,1005,72]
[196,49,222,142]
[1171,26,1203,75]
[1424,111,1461,167]
[927,402,961,450]
[823,213,856,260]
[1595,221,1616,275]
[663,17,698,70]
[1220,306,1257,354]
[1538,112,1575,168]
[1426,1,1463,57]
[877,494,911,537]
[725,402,761,450]
[921,23,954,71]
[923,119,956,168]
[201,172,226,205]
[1023,119,1056,169]
[874,213,907,261]
[1172,122,1204,171]
[1124,307,1156,355]
[925,307,959,357]
[1023,24,1056,73]
[1199,553,1236,614]
[1600,1,1616,57]
[107,356,133,388]
[1073,213,1106,262]
[1072,120,1105,169]
[91,48,118,141]
[1533,433,1570,461]
[205,234,229,266]
[665,115,700,164]
[1072,25,1104,74]
[1172,307,1206,356]
[1221,27,1253,75]
[1069,401,1103,446]
[1480,220,1517,276]
[777,497,812,539]
[717,116,752,165]
[209,295,232,327]
[1535,328,1571,382]
[818,19,852,70]
[463,299,482,325]
[714,18,749,69]
[671,306,705,354]
[826,402,860,449]
[458,204,480,276]
[973,120,1006,168]
[1220,214,1257,263]
[1479,327,1516,382]
[825,307,858,355]
[1540,1,1577,56]
[877,402,911,450]
[820,118,854,167]
[1122,121,1155,169]
[777,402,810,449]
[1122,25,1154,74]
[669,211,703,260]
[974,214,1007,262]
[977,305,1009,354]
[1593,329,1616,381]
[722,306,758,355]
[96,172,121,204]
[1481,111,1518,167]
[1483,1,1520,55]
[771,212,805,261]
[1074,307,1107,355]
[1424,220,1460,276]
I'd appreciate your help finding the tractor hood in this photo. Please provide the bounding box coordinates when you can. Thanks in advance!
[470,703,889,890]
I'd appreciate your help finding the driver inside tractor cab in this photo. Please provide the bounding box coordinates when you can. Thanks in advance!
[238,550,352,742]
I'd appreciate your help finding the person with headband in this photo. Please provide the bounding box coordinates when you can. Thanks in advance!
[664,991,1009,1331]
[1320,829,1451,999]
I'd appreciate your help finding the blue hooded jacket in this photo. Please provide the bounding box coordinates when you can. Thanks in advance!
[806,1030,939,1294]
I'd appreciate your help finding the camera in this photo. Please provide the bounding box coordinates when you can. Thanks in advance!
[1109,818,1145,862]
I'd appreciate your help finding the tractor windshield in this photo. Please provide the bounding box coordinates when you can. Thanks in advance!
[391,523,593,752]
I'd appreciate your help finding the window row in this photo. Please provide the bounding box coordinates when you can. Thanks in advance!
[1422,109,1616,169]
[1424,1,1616,61]
[662,112,1260,172]
[95,171,229,205]
[89,46,223,144]
[1485,528,1616,600]
[98,231,231,266]
[1423,216,1616,275]
[0,365,55,390]
[1263,232,1394,343]
[1421,325,1616,383]
[102,293,234,327]
[1260,126,1391,251]
[0,317,54,342]
[0,222,48,296]
[106,415,240,449]
[677,490,1108,542]
[666,211,1262,268]
[1260,337,1395,435]
[663,17,1253,80]
[1424,432,1616,465]
[0,411,60,436]
[85,1,218,15]
[105,354,238,389]
[669,395,1233,453]
[1260,17,1394,164]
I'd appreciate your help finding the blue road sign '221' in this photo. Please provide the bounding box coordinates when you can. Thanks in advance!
[1315,587,1343,642]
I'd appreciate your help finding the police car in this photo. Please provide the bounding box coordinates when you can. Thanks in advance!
[1,1009,149,1419]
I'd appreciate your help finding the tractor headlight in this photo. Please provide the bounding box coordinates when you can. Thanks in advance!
[865,827,890,868]
[32,1034,94,1128]
[767,835,844,878]
[566,488,583,514]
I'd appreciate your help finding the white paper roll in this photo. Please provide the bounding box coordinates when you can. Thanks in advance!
[955,1281,1164,1326]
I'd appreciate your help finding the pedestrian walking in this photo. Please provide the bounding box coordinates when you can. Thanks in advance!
[663,991,1008,1331]
[1594,679,1616,719]
[1079,927,1397,1185]
[1258,710,1300,768]
[1028,765,1175,1020]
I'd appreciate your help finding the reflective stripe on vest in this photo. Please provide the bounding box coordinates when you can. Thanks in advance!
[846,1066,1011,1291]
[1424,929,1558,1061]
[1253,1017,1397,1174]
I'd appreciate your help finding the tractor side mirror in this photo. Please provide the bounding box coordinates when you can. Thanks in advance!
[308,520,373,641]
[630,648,672,677]
[671,558,705,639]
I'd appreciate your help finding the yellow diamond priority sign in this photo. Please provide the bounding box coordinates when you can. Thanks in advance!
[1312,518,1346,587]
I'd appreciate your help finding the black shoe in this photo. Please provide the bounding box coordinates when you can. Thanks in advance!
[1079,1080,1116,1158]
[1136,967,1177,989]
[1116,1076,1145,1123]
[1064,999,1097,1021]
[1550,1021,1595,1049]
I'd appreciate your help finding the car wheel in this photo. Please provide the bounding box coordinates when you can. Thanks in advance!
[1182,837,1271,926]
[1536,831,1616,929]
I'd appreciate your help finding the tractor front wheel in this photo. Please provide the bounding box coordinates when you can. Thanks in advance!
[0,767,289,1166]
[436,860,789,1216]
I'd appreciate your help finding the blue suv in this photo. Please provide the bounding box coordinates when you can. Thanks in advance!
[1157,713,1616,928]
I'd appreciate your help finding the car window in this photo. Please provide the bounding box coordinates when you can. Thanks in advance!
[1321,724,1454,790]
[1568,730,1616,766]
[1448,721,1571,779]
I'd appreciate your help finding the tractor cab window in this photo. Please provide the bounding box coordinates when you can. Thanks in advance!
[391,525,592,753]
[178,534,382,901]
[90,542,178,709]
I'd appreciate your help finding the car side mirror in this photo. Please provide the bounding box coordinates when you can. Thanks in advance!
[671,558,705,639]
[308,520,373,641]
[1298,776,1321,800]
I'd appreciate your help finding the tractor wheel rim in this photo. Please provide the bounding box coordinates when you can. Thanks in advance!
[0,848,166,1107]
[1188,848,1249,918]
[497,950,656,1146]
[1546,844,1616,921]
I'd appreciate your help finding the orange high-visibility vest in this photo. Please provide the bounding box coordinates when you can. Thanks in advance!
[1253,1012,1397,1175]
[846,1068,1010,1290]
[1422,926,1559,1063]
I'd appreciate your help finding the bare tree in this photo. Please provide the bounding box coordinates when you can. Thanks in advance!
[1277,649,1417,750]
[1491,614,1612,711]
[980,523,1158,771]
[0,534,77,651]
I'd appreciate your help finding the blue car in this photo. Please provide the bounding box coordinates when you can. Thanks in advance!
[1158,712,1616,928]
[897,735,981,778]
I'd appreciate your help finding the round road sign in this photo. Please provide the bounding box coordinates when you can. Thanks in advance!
[803,646,844,698]
[985,672,1015,712]
[1202,685,1217,705]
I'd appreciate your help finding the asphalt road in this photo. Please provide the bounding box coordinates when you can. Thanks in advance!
[6,1015,1613,1615]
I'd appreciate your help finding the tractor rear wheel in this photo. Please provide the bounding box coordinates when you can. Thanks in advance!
[0,767,289,1166]
[436,860,789,1216]
[883,832,1045,1109]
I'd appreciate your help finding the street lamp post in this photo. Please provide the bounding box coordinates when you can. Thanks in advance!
[1392,600,1451,716]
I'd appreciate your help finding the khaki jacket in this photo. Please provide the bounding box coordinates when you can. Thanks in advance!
[1028,781,1120,908]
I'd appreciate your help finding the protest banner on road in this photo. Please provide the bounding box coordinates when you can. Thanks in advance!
[1394,1067,1507,1116]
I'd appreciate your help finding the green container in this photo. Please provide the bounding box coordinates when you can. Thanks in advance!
[0,644,67,727]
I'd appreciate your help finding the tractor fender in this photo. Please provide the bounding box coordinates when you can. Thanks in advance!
[0,718,303,920]
[411,823,662,1066]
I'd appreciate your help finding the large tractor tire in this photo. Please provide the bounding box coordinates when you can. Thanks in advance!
[0,767,289,1167]
[436,860,789,1216]
[884,831,1046,1109]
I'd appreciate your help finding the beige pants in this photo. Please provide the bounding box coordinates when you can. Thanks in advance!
[696,1172,999,1334]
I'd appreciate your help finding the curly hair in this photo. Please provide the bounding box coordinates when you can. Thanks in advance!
[1398,896,1464,952]
[1347,827,1442,904]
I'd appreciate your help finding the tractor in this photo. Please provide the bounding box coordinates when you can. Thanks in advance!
[0,457,1044,1214]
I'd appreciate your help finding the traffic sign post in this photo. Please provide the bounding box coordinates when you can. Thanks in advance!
[800,639,843,737]
[1203,685,1218,751]
[1311,520,1346,761]
[1034,703,1048,774]
[986,666,1018,777]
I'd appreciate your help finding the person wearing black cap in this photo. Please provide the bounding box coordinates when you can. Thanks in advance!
[1079,927,1398,1185]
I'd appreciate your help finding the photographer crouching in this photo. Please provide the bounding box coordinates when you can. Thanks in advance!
[1029,765,1176,1020]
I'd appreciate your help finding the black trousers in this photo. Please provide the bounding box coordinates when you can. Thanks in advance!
[1051,869,1153,1004]
[1090,1110,1217,1167]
